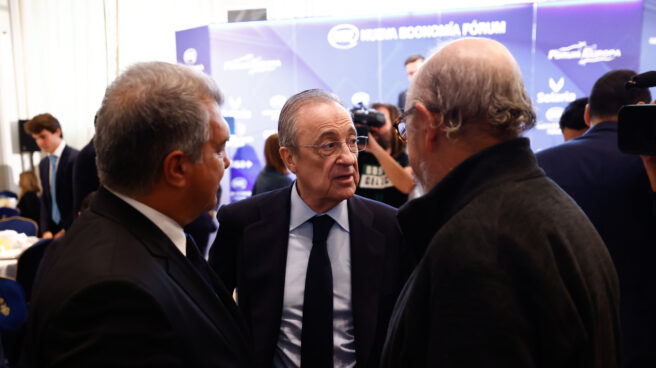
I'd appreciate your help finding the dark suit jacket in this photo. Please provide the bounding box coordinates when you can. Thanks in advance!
[72,137,100,214]
[39,144,79,233]
[21,187,252,367]
[208,186,412,368]
[537,122,656,367]
[16,191,40,226]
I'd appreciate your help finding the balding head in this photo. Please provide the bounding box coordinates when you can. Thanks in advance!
[407,38,535,140]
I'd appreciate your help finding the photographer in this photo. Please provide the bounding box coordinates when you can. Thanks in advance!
[355,103,414,208]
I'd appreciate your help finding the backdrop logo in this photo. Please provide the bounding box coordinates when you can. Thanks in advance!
[262,94,287,121]
[537,78,576,104]
[546,106,565,122]
[183,48,198,65]
[548,77,564,92]
[224,96,253,119]
[223,54,282,74]
[328,24,359,49]
[547,41,622,65]
[351,92,370,107]
[231,177,248,190]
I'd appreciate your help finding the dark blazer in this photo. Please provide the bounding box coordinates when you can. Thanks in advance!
[384,138,621,367]
[38,144,79,233]
[537,122,656,367]
[72,137,100,214]
[21,187,252,367]
[16,191,40,225]
[208,186,412,368]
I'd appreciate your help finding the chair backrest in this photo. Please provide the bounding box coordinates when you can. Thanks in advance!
[0,192,17,199]
[0,278,27,332]
[0,217,38,237]
[0,208,20,220]
[16,238,52,303]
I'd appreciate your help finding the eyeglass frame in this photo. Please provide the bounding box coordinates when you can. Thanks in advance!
[295,136,369,158]
[393,104,441,143]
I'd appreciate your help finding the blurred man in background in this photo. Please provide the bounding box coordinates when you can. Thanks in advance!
[537,69,656,367]
[24,113,78,238]
[397,54,424,111]
[559,97,589,141]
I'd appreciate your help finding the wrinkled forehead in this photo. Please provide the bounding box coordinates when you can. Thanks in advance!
[296,101,355,136]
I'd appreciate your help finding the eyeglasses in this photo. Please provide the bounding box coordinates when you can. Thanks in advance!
[393,105,440,143]
[300,136,368,157]
[393,107,415,143]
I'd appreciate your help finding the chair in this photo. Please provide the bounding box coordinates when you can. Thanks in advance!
[0,208,19,220]
[16,238,53,303]
[0,277,28,365]
[0,217,38,237]
[0,192,17,200]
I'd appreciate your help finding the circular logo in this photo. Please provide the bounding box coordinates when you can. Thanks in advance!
[183,48,198,65]
[327,24,359,50]
[351,92,371,107]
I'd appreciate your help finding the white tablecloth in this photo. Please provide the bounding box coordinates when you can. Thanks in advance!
[0,230,39,278]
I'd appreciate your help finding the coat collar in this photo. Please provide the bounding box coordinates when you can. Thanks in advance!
[398,137,543,258]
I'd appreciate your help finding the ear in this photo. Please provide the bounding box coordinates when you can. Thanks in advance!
[55,128,62,138]
[161,150,188,188]
[279,146,297,174]
[415,102,441,151]
[584,104,591,127]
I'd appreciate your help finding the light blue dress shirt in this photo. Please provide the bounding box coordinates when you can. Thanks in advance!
[273,182,356,368]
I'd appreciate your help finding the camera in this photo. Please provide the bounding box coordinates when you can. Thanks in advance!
[618,104,656,155]
[351,102,386,137]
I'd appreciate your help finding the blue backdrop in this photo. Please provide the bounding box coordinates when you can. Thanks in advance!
[176,0,647,202]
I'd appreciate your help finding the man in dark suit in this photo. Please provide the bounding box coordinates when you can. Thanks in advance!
[24,113,79,238]
[72,136,100,215]
[21,61,252,367]
[209,89,412,368]
[537,69,656,367]
[381,38,620,367]
[397,54,424,112]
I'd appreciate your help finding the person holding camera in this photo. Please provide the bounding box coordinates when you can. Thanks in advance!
[355,103,414,208]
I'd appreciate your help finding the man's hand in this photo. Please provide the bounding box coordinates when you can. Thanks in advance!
[54,229,66,239]
[42,231,53,239]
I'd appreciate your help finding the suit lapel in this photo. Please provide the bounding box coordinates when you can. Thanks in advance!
[348,196,386,365]
[241,187,291,364]
[55,146,70,203]
[92,188,250,353]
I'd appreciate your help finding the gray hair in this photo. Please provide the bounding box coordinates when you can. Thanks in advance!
[95,61,223,197]
[408,38,535,139]
[278,89,346,150]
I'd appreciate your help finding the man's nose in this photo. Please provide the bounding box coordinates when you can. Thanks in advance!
[335,143,356,164]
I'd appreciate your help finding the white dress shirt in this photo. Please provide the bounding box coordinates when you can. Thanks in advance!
[273,182,356,368]
[108,188,187,256]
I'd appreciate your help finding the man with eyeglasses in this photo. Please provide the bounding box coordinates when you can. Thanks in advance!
[209,89,413,368]
[380,38,620,367]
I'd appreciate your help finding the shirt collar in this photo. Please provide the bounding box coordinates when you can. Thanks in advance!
[289,181,350,232]
[51,140,66,158]
[106,187,187,256]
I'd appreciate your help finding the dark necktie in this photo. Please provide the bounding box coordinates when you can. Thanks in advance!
[301,215,335,368]
[185,234,214,292]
